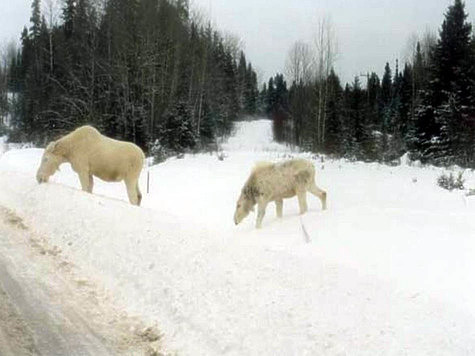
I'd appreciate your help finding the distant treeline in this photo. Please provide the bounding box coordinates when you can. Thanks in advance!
[2,0,259,153]
[266,0,475,168]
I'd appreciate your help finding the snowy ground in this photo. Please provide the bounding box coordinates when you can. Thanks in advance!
[0,206,159,355]
[1,119,475,355]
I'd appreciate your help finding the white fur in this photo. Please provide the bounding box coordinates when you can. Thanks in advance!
[36,126,145,205]
[234,159,327,228]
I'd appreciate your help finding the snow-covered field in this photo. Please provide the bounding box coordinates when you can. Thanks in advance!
[1,119,475,355]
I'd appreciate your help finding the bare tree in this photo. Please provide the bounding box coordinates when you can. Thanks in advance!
[420,28,437,66]
[254,66,264,90]
[43,0,60,74]
[401,27,436,125]
[403,27,436,67]
[402,32,419,65]
[43,0,60,26]
[312,16,337,149]
[189,2,211,29]
[285,40,313,85]
[1,41,18,77]
[223,32,243,61]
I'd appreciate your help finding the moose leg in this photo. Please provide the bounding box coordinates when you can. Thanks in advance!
[88,175,94,193]
[136,182,142,206]
[78,172,93,193]
[256,200,268,229]
[275,199,283,218]
[125,178,140,206]
[309,183,327,210]
[297,190,308,214]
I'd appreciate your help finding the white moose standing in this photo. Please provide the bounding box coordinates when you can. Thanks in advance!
[234,158,327,228]
[36,125,145,206]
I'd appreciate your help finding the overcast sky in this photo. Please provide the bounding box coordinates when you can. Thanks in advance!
[1,0,474,85]
[192,0,475,85]
[0,1,32,43]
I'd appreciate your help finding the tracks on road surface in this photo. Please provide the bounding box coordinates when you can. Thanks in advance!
[0,206,164,356]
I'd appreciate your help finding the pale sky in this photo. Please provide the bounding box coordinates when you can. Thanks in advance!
[192,0,475,85]
[1,0,474,85]
[0,1,32,43]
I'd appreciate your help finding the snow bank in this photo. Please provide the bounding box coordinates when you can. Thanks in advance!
[1,119,475,355]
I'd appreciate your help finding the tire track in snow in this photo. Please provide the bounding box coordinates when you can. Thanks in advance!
[0,206,163,356]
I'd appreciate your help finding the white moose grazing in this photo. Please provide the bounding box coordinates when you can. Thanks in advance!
[36,125,145,206]
[234,158,327,228]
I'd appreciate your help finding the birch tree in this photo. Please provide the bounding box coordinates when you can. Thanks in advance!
[284,40,313,85]
[312,16,337,149]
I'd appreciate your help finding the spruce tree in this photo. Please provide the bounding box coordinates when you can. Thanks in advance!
[29,0,42,40]
[237,51,247,112]
[415,0,474,166]
[62,0,76,38]
[8,0,271,151]
[379,63,392,161]
[323,70,343,155]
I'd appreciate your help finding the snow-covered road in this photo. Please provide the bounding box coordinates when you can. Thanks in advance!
[0,212,111,356]
[1,119,475,355]
[0,206,163,355]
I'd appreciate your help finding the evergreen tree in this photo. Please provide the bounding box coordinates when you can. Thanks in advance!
[257,83,267,116]
[244,63,258,114]
[366,72,381,129]
[350,77,372,160]
[62,0,76,38]
[29,0,42,40]
[261,0,474,167]
[161,101,196,152]
[415,0,474,166]
[266,77,275,115]
[389,60,405,160]
[267,74,289,142]
[9,0,259,151]
[399,64,415,150]
[323,70,343,155]
[237,51,247,112]
[433,0,472,104]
